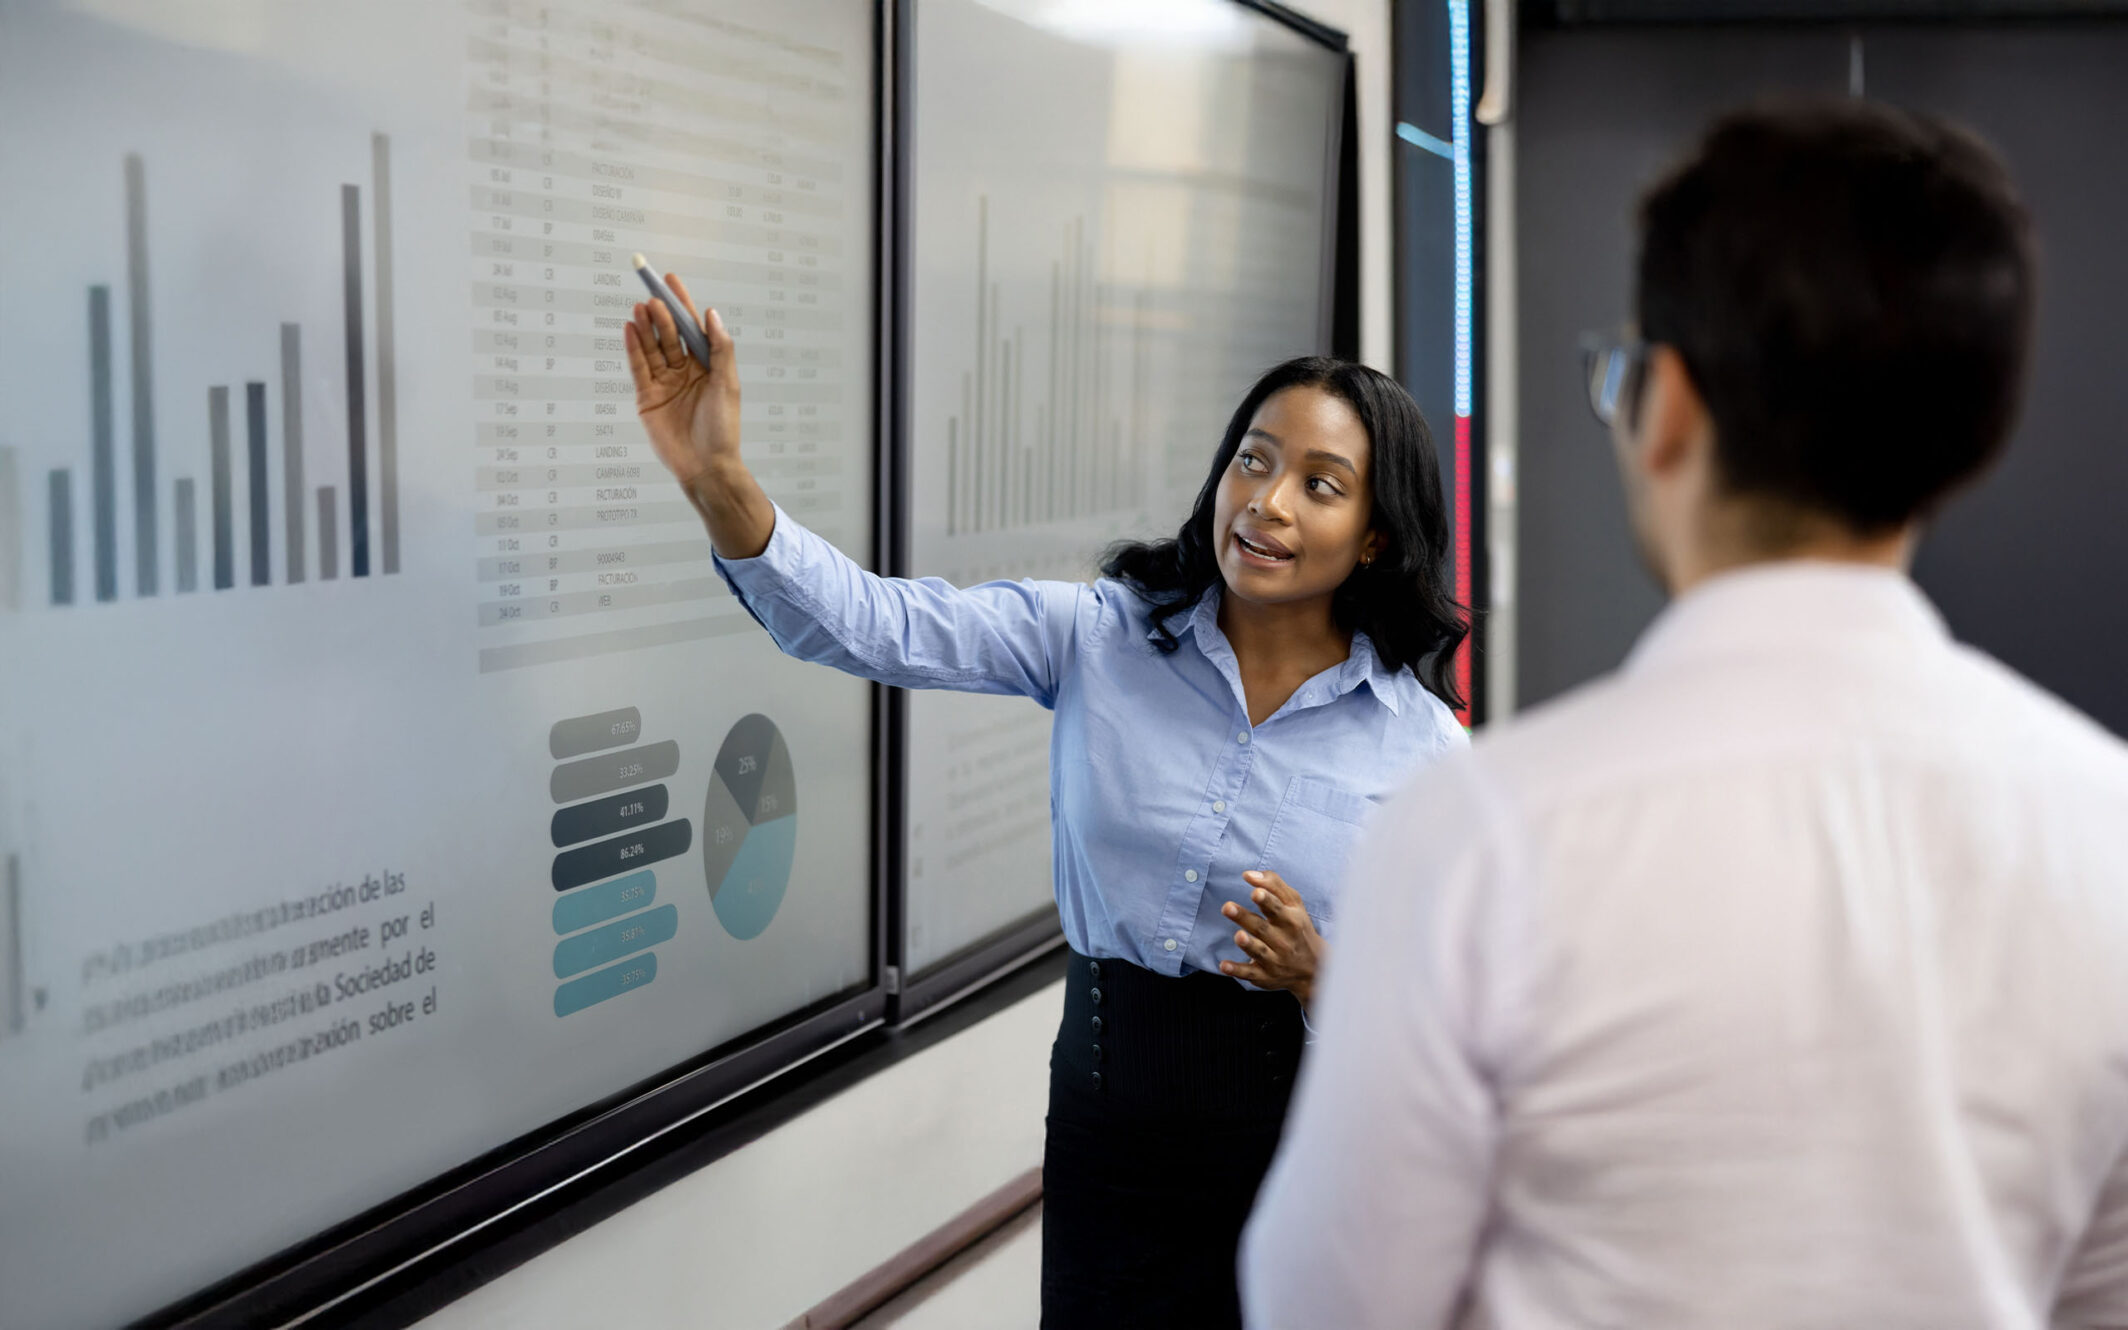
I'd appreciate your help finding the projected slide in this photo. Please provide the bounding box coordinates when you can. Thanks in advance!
[903,0,1345,974]
[0,2,875,1326]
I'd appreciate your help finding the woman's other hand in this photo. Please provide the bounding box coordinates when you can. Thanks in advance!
[625,273,740,491]
[1220,870,1329,1008]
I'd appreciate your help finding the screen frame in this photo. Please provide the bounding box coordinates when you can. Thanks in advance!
[885,0,1359,1026]
[134,3,896,1324]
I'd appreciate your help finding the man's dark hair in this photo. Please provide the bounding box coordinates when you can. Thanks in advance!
[1636,99,2036,532]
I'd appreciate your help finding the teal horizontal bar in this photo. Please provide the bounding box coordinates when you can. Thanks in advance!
[553,950,658,1017]
[553,904,677,979]
[554,870,657,935]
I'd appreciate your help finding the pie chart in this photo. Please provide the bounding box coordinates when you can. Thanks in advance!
[702,713,797,940]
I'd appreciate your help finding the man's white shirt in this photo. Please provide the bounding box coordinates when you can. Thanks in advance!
[1242,562,2128,1329]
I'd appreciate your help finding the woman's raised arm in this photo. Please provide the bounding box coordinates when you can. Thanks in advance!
[627,275,1087,707]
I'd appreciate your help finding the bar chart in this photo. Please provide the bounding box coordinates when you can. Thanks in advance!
[36,142,401,608]
[943,195,1153,537]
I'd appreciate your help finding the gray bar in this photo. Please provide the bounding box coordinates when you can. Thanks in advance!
[992,289,1003,529]
[89,285,117,601]
[0,446,18,609]
[469,237,848,289]
[479,613,754,673]
[174,478,197,592]
[246,382,270,586]
[477,576,728,627]
[5,853,20,1035]
[281,324,305,582]
[472,500,695,537]
[469,281,846,330]
[477,418,838,447]
[467,137,847,216]
[1049,260,1060,521]
[1067,217,1080,518]
[1014,334,1025,526]
[461,87,848,181]
[471,375,841,407]
[974,192,987,536]
[475,540,708,582]
[471,493,851,536]
[464,186,846,258]
[1133,289,1150,496]
[48,470,73,605]
[374,134,399,574]
[995,313,1008,527]
[317,486,339,580]
[475,458,840,492]
[126,154,157,596]
[342,183,369,578]
[550,740,681,804]
[470,330,848,366]
[550,707,644,760]
[209,387,233,590]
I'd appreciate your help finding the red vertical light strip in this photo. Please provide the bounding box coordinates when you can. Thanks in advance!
[1454,413,1473,725]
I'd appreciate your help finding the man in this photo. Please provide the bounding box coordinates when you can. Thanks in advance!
[1241,100,2128,1327]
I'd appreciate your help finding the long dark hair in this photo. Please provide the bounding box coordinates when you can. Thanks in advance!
[1101,356,1469,711]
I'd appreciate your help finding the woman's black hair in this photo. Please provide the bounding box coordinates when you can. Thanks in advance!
[1100,356,1470,711]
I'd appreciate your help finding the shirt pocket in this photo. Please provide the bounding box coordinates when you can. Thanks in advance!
[1257,775,1375,929]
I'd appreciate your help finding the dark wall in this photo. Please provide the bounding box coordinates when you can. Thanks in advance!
[1513,22,2128,735]
[1513,28,1846,705]
[1869,28,2128,738]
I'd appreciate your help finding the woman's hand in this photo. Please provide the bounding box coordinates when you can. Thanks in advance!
[624,273,773,558]
[1220,870,1330,1008]
[625,273,739,489]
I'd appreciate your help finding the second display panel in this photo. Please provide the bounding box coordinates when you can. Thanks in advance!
[899,0,1349,996]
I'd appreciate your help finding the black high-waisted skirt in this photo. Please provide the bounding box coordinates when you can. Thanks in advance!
[1041,949,1306,1329]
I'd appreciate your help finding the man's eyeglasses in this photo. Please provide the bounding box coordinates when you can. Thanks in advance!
[1579,333,1649,429]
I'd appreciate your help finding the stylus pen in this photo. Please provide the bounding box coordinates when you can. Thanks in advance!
[631,253,715,371]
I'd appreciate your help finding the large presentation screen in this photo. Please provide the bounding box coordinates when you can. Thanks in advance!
[903,0,1346,976]
[0,2,877,1325]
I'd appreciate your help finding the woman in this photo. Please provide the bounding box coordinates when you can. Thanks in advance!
[626,276,1467,1329]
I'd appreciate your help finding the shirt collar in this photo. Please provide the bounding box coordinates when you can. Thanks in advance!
[1156,587,1404,716]
[1624,560,1949,677]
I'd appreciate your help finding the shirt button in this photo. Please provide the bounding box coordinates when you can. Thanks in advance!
[1087,960,1101,980]
[1091,1042,1104,1063]
[1164,938,1178,952]
[1237,731,1250,744]
[1184,869,1199,883]
[1092,1071,1103,1089]
[1091,1016,1103,1034]
[1212,800,1226,813]
[1089,987,1102,1005]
